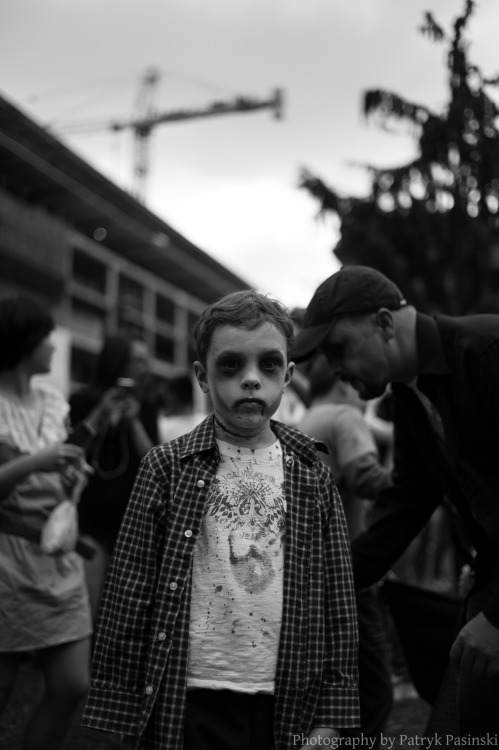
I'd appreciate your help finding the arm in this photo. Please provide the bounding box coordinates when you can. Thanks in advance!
[71,388,155,458]
[309,463,360,736]
[0,443,84,496]
[364,400,394,454]
[127,412,155,457]
[82,453,167,736]
[120,394,155,457]
[342,451,392,499]
[351,387,442,589]
[448,341,499,675]
[333,408,391,499]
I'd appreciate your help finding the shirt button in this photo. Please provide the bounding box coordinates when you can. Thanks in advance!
[184,529,193,538]
[145,685,153,695]
[197,479,205,488]
[157,631,167,641]
[169,581,178,590]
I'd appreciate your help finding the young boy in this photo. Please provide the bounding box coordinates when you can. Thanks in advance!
[82,290,359,750]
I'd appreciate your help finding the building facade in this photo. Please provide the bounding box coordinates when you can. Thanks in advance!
[0,92,250,395]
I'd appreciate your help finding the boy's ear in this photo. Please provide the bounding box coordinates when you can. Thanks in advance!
[193,361,210,394]
[284,361,295,389]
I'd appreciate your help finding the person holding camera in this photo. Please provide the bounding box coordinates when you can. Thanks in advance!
[69,333,159,618]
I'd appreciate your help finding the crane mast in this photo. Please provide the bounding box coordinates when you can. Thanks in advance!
[131,67,162,201]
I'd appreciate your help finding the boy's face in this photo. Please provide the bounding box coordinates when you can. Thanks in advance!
[194,322,294,436]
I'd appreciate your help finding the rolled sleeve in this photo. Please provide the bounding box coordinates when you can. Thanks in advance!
[82,685,142,736]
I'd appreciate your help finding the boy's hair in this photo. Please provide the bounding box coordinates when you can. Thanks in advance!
[0,293,54,371]
[194,290,294,365]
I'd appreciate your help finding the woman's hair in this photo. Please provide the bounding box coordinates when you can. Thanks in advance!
[93,333,134,391]
[0,293,54,371]
[194,290,294,365]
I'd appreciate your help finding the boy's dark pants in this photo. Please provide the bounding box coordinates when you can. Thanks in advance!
[184,688,274,750]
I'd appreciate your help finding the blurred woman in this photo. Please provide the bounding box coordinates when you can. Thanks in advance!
[69,333,159,617]
[0,293,91,750]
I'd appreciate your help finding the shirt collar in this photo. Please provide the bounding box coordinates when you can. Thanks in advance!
[416,312,449,376]
[178,413,322,466]
[178,414,218,459]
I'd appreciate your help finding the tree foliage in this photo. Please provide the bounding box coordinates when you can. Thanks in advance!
[300,0,499,314]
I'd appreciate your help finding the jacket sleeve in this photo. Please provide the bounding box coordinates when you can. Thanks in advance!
[351,387,442,590]
[314,462,360,729]
[470,341,499,625]
[82,452,168,736]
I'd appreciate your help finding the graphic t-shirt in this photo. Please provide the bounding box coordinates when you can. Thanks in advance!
[187,438,285,693]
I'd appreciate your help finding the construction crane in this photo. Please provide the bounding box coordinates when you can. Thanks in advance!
[55,68,284,202]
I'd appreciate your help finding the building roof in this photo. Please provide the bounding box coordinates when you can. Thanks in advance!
[0,91,251,304]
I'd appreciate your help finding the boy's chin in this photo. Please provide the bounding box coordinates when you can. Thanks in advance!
[235,415,266,430]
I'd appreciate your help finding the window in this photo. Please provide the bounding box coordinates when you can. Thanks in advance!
[156,293,175,325]
[119,274,144,314]
[155,333,175,363]
[72,249,106,296]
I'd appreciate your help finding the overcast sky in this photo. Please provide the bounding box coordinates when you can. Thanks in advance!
[2,0,499,309]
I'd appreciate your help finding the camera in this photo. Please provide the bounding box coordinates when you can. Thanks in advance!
[115,377,135,392]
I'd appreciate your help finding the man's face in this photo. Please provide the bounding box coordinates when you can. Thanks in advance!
[319,314,390,400]
[194,322,294,436]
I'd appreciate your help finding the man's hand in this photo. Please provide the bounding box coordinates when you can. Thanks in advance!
[299,727,339,748]
[450,611,499,679]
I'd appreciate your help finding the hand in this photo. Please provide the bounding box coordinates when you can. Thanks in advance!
[63,457,93,498]
[298,728,339,748]
[90,388,129,427]
[457,564,475,598]
[121,394,141,421]
[36,443,84,474]
[450,611,499,679]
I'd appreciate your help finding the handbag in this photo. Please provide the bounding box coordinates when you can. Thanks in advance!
[40,498,79,555]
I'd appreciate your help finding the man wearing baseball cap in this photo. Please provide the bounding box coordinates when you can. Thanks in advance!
[294,264,499,736]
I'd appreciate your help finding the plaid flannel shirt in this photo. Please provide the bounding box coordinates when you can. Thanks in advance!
[82,415,359,749]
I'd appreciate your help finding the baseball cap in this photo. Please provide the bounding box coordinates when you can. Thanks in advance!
[292,265,407,362]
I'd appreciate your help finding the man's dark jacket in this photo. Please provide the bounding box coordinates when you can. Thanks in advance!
[352,312,499,626]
